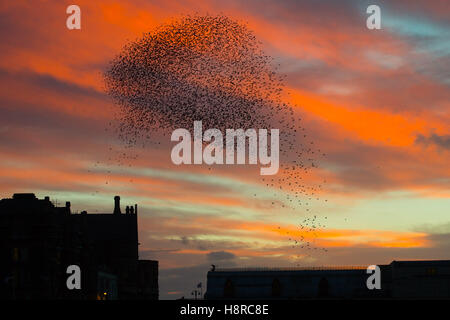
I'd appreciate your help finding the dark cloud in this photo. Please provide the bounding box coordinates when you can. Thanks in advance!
[414,222,450,235]
[206,250,237,261]
[141,248,181,255]
[181,236,190,245]
[159,260,238,299]
[0,69,110,144]
[159,264,210,299]
[215,0,365,28]
[0,68,105,100]
[416,133,450,150]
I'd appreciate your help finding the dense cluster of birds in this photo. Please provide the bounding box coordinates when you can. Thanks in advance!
[105,15,289,135]
[103,15,331,261]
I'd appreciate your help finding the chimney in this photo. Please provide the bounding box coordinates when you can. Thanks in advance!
[66,201,71,208]
[114,196,121,214]
[126,206,130,214]
[134,204,138,215]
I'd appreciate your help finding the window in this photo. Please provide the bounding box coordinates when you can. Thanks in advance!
[224,279,234,298]
[272,278,282,297]
[318,277,329,298]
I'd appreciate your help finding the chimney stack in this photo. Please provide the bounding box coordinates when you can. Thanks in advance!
[134,204,138,215]
[114,196,121,214]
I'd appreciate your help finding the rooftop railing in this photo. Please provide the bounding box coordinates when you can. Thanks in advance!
[213,266,368,272]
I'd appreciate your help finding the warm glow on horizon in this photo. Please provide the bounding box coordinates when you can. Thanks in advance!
[0,0,448,299]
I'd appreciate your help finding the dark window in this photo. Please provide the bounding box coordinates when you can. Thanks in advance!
[426,267,437,275]
[272,278,282,297]
[318,277,329,298]
[224,279,234,298]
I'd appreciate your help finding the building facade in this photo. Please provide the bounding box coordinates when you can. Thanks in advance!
[0,193,158,300]
[206,260,450,299]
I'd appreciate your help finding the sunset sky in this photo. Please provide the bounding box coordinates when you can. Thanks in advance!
[0,0,449,299]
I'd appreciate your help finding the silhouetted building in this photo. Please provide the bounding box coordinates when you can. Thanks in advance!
[206,260,450,299]
[0,193,158,300]
[138,260,159,299]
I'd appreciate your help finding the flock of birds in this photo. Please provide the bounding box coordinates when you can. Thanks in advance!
[103,15,336,262]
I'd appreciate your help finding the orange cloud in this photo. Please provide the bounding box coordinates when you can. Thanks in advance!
[287,89,446,147]
[143,215,431,250]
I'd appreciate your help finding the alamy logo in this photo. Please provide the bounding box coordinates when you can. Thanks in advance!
[66,5,81,30]
[171,121,280,175]
[366,5,381,30]
[66,265,81,290]
[366,265,381,289]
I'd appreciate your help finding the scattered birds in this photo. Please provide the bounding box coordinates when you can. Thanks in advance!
[102,14,333,260]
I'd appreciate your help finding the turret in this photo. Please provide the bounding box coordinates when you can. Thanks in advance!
[114,196,121,214]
